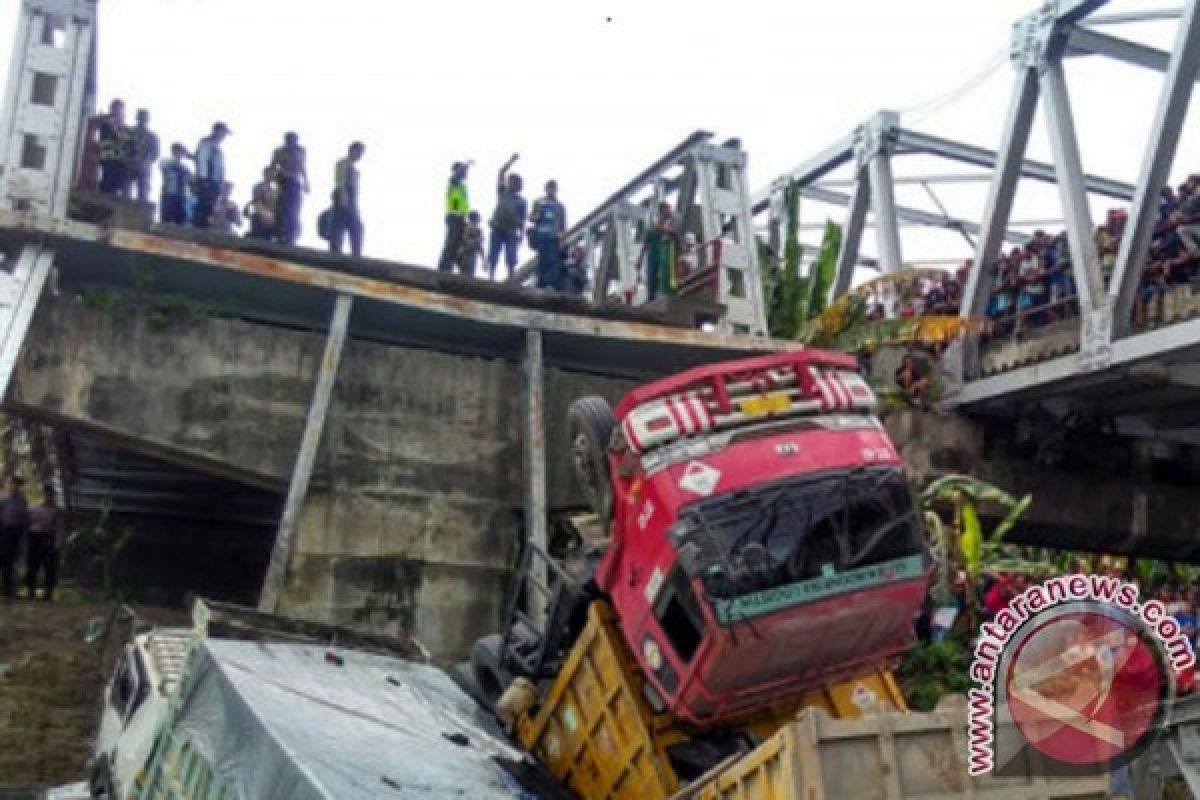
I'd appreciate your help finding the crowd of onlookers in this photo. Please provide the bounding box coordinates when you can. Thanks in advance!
[433,155,586,293]
[863,268,965,322]
[980,174,1200,336]
[980,230,1080,338]
[81,100,603,295]
[83,100,366,257]
[80,100,730,302]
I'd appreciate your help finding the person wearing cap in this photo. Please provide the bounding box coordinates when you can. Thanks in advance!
[0,476,27,599]
[270,132,310,246]
[25,483,67,602]
[193,122,231,228]
[438,162,470,271]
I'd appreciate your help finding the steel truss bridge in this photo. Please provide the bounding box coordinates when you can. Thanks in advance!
[7,0,1200,448]
[503,1,1200,446]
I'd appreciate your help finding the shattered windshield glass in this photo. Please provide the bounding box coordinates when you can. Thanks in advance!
[672,466,924,600]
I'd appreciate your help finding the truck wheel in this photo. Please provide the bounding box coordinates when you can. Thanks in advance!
[470,634,507,711]
[568,396,615,525]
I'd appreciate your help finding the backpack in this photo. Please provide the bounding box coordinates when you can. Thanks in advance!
[317,208,334,241]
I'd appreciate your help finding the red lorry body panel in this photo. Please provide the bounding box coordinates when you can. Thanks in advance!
[594,350,929,727]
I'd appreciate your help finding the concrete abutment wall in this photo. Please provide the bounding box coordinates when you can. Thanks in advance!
[14,295,635,658]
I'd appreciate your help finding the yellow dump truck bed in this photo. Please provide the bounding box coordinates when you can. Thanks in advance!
[515,600,907,800]
[675,698,1110,800]
[516,602,684,799]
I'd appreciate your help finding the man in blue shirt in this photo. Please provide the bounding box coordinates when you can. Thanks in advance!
[158,143,192,226]
[193,122,230,228]
[530,180,566,290]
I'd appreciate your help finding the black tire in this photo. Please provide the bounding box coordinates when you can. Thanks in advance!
[567,396,615,526]
[470,633,507,711]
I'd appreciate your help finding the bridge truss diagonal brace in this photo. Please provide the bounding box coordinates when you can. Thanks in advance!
[1040,60,1105,315]
[1110,0,1200,338]
[959,67,1041,381]
[1066,25,1174,73]
[867,152,903,273]
[522,328,548,621]
[831,167,871,300]
[259,292,354,612]
[0,244,54,401]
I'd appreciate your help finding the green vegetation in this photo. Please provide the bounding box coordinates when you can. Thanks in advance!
[898,639,972,712]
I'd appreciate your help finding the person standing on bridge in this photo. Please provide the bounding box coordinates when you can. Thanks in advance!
[529,180,566,290]
[159,143,192,226]
[193,122,231,228]
[458,211,486,277]
[271,132,310,246]
[637,202,680,302]
[487,154,527,281]
[25,484,66,602]
[332,141,366,257]
[438,162,470,271]
[95,99,129,197]
[127,109,160,203]
[0,476,28,601]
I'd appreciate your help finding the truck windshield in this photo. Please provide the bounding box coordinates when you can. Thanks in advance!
[672,466,924,601]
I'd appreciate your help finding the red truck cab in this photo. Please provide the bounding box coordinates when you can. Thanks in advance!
[594,349,929,726]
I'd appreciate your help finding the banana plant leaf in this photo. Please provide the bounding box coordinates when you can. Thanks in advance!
[921,474,1019,507]
[991,493,1033,541]
[805,220,840,319]
[960,500,982,577]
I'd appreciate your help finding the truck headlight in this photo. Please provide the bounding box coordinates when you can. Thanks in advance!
[641,637,664,672]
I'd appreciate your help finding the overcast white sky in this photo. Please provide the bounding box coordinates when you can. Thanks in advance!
[2,0,1196,274]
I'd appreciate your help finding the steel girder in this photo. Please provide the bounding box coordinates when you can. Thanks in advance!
[1109,0,1200,336]
[957,311,1200,407]
[959,68,1041,379]
[953,0,1200,403]
[508,132,768,335]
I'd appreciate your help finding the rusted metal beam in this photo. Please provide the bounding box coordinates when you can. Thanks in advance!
[0,212,789,355]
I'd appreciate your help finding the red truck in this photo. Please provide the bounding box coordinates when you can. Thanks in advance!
[472,348,929,728]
